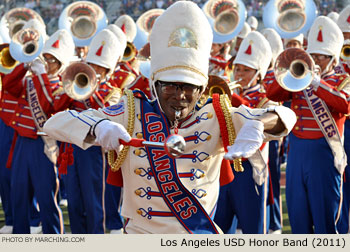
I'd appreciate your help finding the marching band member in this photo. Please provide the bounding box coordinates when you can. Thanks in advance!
[43,1,296,234]
[53,28,127,234]
[114,14,139,76]
[266,16,350,234]
[2,28,75,234]
[283,33,304,49]
[214,31,280,234]
[335,5,350,234]
[261,27,284,234]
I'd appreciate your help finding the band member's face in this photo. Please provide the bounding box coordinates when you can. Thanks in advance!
[87,63,109,81]
[343,32,350,41]
[310,53,333,73]
[285,40,302,49]
[155,81,202,123]
[234,37,243,52]
[234,64,258,87]
[211,43,224,56]
[43,53,61,76]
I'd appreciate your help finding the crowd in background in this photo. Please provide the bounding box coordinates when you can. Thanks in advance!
[0,0,347,35]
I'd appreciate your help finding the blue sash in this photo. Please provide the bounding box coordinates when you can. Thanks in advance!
[140,99,219,234]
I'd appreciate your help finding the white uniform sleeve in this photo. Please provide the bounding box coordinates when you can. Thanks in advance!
[43,95,129,150]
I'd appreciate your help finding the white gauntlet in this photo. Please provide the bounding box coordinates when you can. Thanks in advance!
[94,119,131,151]
[224,120,265,160]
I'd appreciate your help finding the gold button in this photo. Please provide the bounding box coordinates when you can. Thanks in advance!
[136,133,143,139]
[207,113,213,119]
[294,105,298,109]
[295,126,300,130]
[135,189,141,195]
[21,95,25,99]
[16,113,20,116]
[135,149,141,156]
[206,135,211,141]
[137,114,141,120]
[134,168,142,175]
[136,209,142,215]
[119,76,123,79]
[296,116,299,120]
[259,97,262,100]
[0,108,2,111]
[12,121,15,125]
[146,88,150,91]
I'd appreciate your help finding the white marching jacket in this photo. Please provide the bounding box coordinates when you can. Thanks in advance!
[43,94,296,233]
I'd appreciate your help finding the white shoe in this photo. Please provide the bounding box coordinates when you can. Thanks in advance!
[59,199,68,207]
[0,225,13,234]
[110,228,123,234]
[268,229,282,234]
[30,226,42,234]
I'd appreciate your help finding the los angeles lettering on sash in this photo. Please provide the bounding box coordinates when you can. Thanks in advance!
[145,112,198,219]
[28,80,46,128]
[307,89,336,137]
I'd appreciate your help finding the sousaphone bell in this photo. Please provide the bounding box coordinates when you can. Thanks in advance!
[0,8,44,43]
[133,9,164,50]
[263,0,318,38]
[59,1,108,47]
[202,0,247,44]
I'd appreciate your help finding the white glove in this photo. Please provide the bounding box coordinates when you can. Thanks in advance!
[94,119,131,151]
[30,58,46,75]
[310,74,321,90]
[224,119,265,160]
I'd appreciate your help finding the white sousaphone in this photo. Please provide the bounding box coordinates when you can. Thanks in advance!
[58,1,108,47]
[202,0,247,44]
[262,0,318,38]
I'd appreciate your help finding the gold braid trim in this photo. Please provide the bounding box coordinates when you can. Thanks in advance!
[104,87,122,103]
[107,89,135,171]
[256,97,269,109]
[220,94,243,172]
[151,65,207,81]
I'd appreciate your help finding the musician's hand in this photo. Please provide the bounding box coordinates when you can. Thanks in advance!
[310,74,321,90]
[30,58,46,75]
[224,120,265,160]
[94,119,131,151]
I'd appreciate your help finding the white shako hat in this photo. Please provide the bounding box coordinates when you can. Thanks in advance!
[150,1,213,87]
[233,31,272,79]
[237,22,251,39]
[22,18,47,41]
[86,29,121,75]
[283,33,304,47]
[42,29,75,73]
[307,15,344,65]
[261,28,283,67]
[337,5,350,33]
[327,11,339,23]
[247,16,258,30]
[106,24,127,61]
[115,14,137,42]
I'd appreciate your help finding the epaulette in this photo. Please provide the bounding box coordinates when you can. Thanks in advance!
[336,74,350,92]
[256,97,270,108]
[104,86,122,103]
[114,69,136,89]
[52,86,64,97]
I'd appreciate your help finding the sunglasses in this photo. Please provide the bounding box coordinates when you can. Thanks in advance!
[157,81,200,95]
